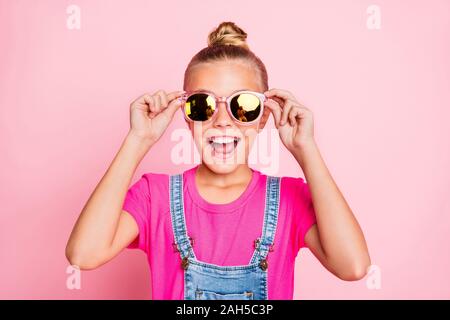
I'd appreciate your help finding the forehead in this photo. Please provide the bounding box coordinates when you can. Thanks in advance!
[186,60,262,96]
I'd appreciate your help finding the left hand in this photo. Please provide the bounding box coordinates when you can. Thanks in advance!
[263,88,315,152]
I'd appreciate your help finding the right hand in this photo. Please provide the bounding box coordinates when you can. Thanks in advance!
[128,90,185,143]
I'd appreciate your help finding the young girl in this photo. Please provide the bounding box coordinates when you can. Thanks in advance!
[66,21,370,300]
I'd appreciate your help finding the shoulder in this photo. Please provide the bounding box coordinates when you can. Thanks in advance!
[251,170,307,191]
[131,171,170,199]
[278,175,313,214]
[280,175,307,189]
[265,174,307,197]
[253,171,308,202]
[140,171,169,185]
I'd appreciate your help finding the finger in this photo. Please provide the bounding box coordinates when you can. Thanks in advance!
[137,94,155,118]
[263,95,284,110]
[167,90,186,102]
[280,100,295,126]
[141,94,151,103]
[264,99,282,128]
[264,88,297,102]
[161,95,183,121]
[151,92,162,113]
[289,107,302,126]
[291,106,310,125]
[156,90,169,110]
[289,108,298,126]
[142,94,153,111]
[157,90,185,116]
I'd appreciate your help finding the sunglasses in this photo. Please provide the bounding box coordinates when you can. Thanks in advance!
[179,89,267,125]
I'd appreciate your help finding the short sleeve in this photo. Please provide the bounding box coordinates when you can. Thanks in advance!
[293,177,317,250]
[122,174,151,253]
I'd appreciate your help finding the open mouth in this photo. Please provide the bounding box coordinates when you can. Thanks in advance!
[206,135,241,159]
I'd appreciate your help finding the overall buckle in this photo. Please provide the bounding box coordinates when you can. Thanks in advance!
[254,238,274,252]
[259,258,268,271]
[181,257,190,270]
[172,237,195,252]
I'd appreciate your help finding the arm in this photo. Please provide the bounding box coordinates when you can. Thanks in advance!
[65,90,184,270]
[263,88,371,281]
[293,141,371,281]
[65,132,153,270]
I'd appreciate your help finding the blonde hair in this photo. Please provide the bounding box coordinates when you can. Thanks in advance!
[183,21,269,91]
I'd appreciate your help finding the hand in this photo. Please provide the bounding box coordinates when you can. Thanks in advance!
[128,90,185,144]
[263,88,315,152]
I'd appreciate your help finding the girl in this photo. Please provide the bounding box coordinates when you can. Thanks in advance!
[66,21,371,300]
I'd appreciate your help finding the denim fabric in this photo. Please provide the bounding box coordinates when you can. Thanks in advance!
[169,173,281,300]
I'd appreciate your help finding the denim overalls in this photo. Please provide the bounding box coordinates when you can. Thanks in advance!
[169,173,281,300]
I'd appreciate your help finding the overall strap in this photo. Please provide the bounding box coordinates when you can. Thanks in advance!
[250,175,281,267]
[169,174,196,261]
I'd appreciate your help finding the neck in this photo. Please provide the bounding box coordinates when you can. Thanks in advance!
[196,163,253,188]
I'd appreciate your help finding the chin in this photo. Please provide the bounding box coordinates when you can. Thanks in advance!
[201,161,241,175]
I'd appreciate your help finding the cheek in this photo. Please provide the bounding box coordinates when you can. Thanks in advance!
[189,122,211,146]
[240,126,259,146]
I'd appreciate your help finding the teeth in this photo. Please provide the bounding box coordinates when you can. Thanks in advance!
[209,136,238,144]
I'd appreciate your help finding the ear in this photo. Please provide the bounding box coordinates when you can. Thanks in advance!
[257,105,271,133]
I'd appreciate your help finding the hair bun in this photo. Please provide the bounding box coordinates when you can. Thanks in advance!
[207,21,249,50]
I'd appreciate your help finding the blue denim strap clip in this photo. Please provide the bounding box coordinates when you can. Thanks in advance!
[173,236,194,252]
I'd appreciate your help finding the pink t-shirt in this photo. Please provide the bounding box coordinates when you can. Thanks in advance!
[122,165,316,300]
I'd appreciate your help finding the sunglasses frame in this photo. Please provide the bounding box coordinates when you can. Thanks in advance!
[179,89,267,125]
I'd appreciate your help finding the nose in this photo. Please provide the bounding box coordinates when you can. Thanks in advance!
[213,101,233,128]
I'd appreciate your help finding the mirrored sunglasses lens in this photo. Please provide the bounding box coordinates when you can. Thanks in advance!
[230,93,261,123]
[184,93,215,121]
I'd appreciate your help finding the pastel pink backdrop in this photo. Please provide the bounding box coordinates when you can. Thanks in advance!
[1,0,449,299]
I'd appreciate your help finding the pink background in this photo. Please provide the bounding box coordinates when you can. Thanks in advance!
[1,0,449,299]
